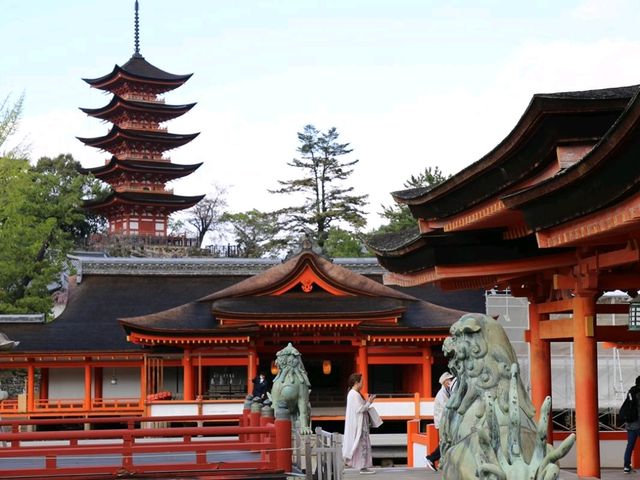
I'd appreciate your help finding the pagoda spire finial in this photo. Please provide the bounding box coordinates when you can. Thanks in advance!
[134,0,141,57]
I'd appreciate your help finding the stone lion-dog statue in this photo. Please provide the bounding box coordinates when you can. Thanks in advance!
[269,342,312,435]
[440,313,575,480]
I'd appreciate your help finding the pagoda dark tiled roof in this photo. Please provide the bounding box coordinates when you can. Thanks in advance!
[78,157,202,176]
[80,96,196,118]
[83,55,192,86]
[84,191,205,209]
[77,126,199,148]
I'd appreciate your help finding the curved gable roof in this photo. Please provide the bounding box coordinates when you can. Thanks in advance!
[391,85,638,221]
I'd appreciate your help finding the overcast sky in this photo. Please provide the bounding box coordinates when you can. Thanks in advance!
[3,0,640,230]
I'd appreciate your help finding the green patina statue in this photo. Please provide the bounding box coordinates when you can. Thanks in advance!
[269,342,312,435]
[440,314,575,480]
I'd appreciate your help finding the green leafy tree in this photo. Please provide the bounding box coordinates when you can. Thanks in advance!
[222,209,287,258]
[185,183,228,247]
[270,125,368,250]
[323,227,370,258]
[0,93,27,157]
[375,166,450,234]
[33,154,108,245]
[0,156,86,315]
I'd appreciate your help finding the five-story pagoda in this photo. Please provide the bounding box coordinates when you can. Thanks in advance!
[78,1,203,237]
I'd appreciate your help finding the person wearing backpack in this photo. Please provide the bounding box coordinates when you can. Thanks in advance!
[623,376,640,473]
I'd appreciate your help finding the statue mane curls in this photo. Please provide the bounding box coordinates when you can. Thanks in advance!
[440,314,575,480]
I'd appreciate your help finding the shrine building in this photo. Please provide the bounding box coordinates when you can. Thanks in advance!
[368,83,640,478]
[0,251,483,428]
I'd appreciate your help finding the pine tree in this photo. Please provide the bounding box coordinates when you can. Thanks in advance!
[270,125,368,249]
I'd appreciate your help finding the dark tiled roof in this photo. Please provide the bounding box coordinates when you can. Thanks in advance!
[199,251,416,302]
[389,85,637,219]
[0,255,486,352]
[502,89,640,230]
[80,96,196,120]
[366,227,422,254]
[84,191,204,210]
[77,126,199,148]
[536,84,639,100]
[211,293,407,318]
[78,157,202,177]
[0,275,245,353]
[123,251,471,333]
[83,55,192,86]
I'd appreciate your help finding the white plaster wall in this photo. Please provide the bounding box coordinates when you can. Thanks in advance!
[48,367,140,400]
[101,367,140,399]
[149,403,198,416]
[49,368,84,399]
[202,403,244,415]
[373,401,416,417]
[419,400,434,417]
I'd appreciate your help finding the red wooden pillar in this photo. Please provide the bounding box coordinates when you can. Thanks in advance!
[183,350,194,401]
[94,367,103,402]
[27,364,35,412]
[39,367,49,401]
[422,346,433,397]
[572,295,600,478]
[528,301,552,442]
[357,341,369,394]
[247,346,257,390]
[140,358,148,409]
[406,419,419,467]
[83,364,92,410]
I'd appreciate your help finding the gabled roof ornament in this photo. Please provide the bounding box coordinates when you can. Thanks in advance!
[133,0,142,58]
[0,332,19,351]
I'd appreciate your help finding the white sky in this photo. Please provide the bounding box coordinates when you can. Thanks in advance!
[3,0,640,230]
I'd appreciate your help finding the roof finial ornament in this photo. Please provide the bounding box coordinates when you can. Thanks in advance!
[134,0,141,57]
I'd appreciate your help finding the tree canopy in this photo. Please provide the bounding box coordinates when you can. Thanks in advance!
[323,227,370,258]
[0,93,25,156]
[221,209,287,258]
[270,125,368,250]
[374,166,450,234]
[0,156,88,315]
[185,183,228,247]
[0,96,97,316]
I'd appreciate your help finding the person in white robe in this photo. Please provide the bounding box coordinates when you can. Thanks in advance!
[342,372,376,474]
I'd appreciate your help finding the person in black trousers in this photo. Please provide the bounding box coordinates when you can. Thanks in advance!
[624,376,640,473]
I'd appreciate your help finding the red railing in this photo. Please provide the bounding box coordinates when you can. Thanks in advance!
[0,397,144,418]
[0,411,291,479]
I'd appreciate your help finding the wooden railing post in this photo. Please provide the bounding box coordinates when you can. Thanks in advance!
[261,400,275,463]
[274,401,292,473]
[241,394,252,442]
[250,398,262,443]
[406,419,419,467]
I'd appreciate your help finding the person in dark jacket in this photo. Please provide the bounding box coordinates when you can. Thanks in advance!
[624,376,640,473]
[252,373,269,400]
